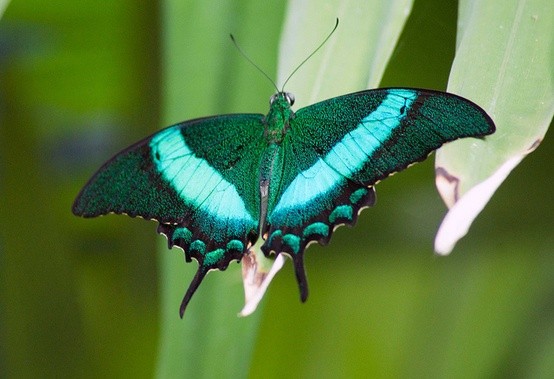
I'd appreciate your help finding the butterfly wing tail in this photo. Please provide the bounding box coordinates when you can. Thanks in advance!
[292,253,309,302]
[179,267,209,318]
[263,179,377,304]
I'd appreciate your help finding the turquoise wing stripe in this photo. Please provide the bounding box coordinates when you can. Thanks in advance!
[150,128,255,230]
[272,89,416,216]
[270,158,342,214]
[326,89,416,175]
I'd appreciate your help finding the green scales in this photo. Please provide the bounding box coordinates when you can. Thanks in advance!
[73,26,495,317]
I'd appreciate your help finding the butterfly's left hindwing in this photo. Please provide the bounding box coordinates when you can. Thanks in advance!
[73,114,266,316]
[262,88,495,299]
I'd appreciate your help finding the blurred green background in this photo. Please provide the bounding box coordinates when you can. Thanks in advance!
[1,0,552,378]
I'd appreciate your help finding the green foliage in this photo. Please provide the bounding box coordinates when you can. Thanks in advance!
[1,1,160,377]
[444,0,553,184]
[277,0,413,105]
[0,0,9,18]
[434,0,554,254]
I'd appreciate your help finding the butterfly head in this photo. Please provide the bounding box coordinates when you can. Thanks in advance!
[270,92,295,107]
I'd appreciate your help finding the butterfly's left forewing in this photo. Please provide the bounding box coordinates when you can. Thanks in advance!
[73,114,266,316]
[262,88,495,299]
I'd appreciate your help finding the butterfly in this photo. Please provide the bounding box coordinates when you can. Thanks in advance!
[73,87,495,317]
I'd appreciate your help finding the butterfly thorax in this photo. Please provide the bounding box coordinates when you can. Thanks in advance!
[264,92,295,144]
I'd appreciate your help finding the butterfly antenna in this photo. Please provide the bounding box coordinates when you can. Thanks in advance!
[280,18,339,92]
[230,34,280,93]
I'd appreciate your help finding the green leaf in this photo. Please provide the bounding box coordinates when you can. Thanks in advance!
[0,0,9,18]
[435,0,554,254]
[156,0,283,377]
[277,0,414,108]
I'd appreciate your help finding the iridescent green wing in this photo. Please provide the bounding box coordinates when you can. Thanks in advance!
[262,88,495,300]
[73,114,266,316]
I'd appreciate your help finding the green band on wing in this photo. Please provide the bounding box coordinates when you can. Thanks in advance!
[349,188,369,205]
[329,204,353,224]
[303,222,330,238]
[204,248,225,267]
[190,240,206,255]
[272,90,416,215]
[282,234,301,254]
[172,226,193,244]
[150,128,255,226]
